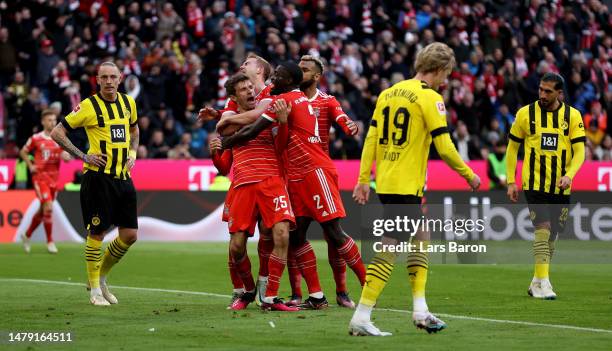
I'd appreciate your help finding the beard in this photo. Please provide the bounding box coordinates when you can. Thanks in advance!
[299,79,316,91]
[270,84,285,95]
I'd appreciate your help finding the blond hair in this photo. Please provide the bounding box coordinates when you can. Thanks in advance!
[414,42,456,74]
[41,109,56,118]
[246,53,272,80]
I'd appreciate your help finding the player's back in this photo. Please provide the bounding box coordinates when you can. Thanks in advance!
[372,79,447,196]
[26,132,63,182]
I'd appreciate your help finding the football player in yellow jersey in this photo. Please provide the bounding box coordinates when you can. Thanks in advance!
[506,72,585,300]
[51,62,140,306]
[349,43,480,336]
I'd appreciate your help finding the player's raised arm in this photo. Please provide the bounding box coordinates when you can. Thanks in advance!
[424,96,480,190]
[221,116,273,149]
[217,99,273,135]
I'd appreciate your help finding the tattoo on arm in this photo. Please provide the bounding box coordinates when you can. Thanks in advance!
[51,124,85,160]
[129,125,139,153]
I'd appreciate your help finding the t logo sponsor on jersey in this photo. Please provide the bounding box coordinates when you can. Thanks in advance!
[0,166,8,191]
[188,165,218,191]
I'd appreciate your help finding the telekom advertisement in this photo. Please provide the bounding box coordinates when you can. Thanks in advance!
[1,159,612,191]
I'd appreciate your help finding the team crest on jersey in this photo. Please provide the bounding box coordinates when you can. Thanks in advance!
[92,216,101,226]
[436,102,446,115]
[313,108,320,117]
[561,120,569,130]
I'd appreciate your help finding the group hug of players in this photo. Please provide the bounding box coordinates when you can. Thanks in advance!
[20,41,585,337]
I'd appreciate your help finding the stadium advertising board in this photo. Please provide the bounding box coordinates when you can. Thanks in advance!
[0,160,611,191]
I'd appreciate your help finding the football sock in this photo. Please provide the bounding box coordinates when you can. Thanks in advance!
[99,236,132,283]
[234,254,256,292]
[359,251,396,306]
[228,250,244,290]
[42,211,53,243]
[294,241,322,295]
[257,235,274,278]
[353,303,374,322]
[265,253,287,300]
[533,228,551,280]
[85,236,103,291]
[548,234,556,259]
[25,212,43,238]
[407,240,429,313]
[287,253,303,297]
[337,236,366,286]
[325,234,347,293]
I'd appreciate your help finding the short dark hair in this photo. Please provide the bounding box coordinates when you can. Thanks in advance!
[224,73,250,97]
[541,72,565,90]
[280,61,303,85]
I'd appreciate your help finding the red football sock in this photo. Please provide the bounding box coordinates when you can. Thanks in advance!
[294,241,322,295]
[25,212,43,238]
[337,236,366,286]
[325,235,347,293]
[234,254,255,292]
[42,212,53,243]
[228,250,244,290]
[287,251,303,297]
[265,253,287,298]
[257,235,274,278]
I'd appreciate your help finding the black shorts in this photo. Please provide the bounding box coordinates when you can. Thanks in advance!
[524,190,570,235]
[80,171,138,234]
[378,194,423,240]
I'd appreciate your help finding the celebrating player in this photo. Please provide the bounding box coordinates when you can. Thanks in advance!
[281,55,363,308]
[349,43,481,336]
[219,73,298,311]
[506,72,585,300]
[20,109,71,254]
[51,62,140,306]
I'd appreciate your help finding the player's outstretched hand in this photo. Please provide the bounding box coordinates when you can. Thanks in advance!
[273,99,291,123]
[84,153,107,168]
[468,174,481,191]
[209,136,222,155]
[198,106,220,122]
[557,176,572,190]
[337,116,358,136]
[125,155,136,171]
[352,183,370,205]
[507,183,518,203]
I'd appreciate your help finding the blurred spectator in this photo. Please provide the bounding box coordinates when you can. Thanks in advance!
[452,121,481,161]
[148,129,170,159]
[0,0,609,161]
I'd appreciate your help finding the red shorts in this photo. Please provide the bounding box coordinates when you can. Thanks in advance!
[223,185,257,234]
[33,180,57,204]
[288,168,346,223]
[228,176,295,235]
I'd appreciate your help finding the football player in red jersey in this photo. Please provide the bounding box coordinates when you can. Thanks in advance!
[219,73,298,312]
[200,54,277,306]
[20,109,71,254]
[222,62,367,310]
[278,55,363,308]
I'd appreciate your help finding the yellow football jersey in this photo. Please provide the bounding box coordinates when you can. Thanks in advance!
[508,101,585,195]
[62,93,138,179]
[358,79,465,196]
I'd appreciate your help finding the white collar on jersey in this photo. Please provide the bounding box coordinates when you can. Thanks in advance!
[308,89,320,102]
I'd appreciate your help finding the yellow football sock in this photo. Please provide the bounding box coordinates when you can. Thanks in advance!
[85,236,103,289]
[407,240,429,298]
[533,228,551,279]
[100,236,132,278]
[359,251,396,306]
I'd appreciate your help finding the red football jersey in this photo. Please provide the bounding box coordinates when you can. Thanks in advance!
[23,132,63,184]
[223,84,281,188]
[262,90,335,180]
[308,89,348,152]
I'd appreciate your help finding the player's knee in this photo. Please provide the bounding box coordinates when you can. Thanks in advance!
[120,229,138,245]
[535,222,551,231]
[229,240,245,259]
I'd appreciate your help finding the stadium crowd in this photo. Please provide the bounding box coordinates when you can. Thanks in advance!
[0,0,610,161]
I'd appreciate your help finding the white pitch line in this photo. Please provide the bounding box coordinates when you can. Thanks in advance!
[2,278,612,335]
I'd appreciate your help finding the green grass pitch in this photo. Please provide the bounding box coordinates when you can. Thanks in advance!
[1,241,611,350]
